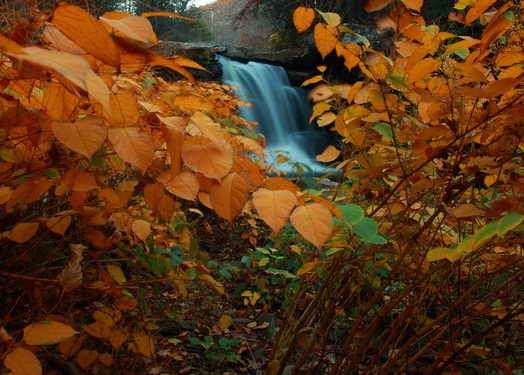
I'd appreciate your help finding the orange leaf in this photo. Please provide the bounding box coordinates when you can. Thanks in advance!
[109,92,140,127]
[47,215,73,236]
[408,57,442,85]
[364,0,393,12]
[453,62,487,83]
[57,244,84,293]
[252,188,298,232]
[42,82,81,121]
[465,0,496,25]
[316,145,341,162]
[99,15,155,44]
[160,122,184,175]
[293,7,315,33]
[4,347,42,375]
[158,171,199,201]
[10,222,39,243]
[290,204,333,248]
[23,320,79,345]
[496,50,524,68]
[262,177,301,193]
[452,203,486,218]
[8,47,110,114]
[187,111,223,143]
[209,173,249,222]
[128,330,154,358]
[181,140,233,180]
[480,17,511,53]
[43,24,86,54]
[131,219,151,241]
[485,77,518,98]
[144,182,166,214]
[173,94,214,112]
[108,127,155,171]
[52,3,120,67]
[52,117,107,159]
[314,23,339,59]
[400,0,422,11]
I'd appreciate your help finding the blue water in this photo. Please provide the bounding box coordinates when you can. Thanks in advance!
[218,56,334,175]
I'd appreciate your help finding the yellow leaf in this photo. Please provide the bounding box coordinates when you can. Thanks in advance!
[209,173,249,222]
[128,330,154,358]
[293,7,315,33]
[310,102,332,123]
[52,3,120,67]
[4,347,42,375]
[52,116,107,159]
[314,23,339,59]
[302,75,323,86]
[107,264,126,285]
[454,0,476,10]
[132,219,151,242]
[10,222,39,243]
[108,127,155,171]
[252,188,298,233]
[23,320,79,345]
[181,140,233,180]
[290,204,333,248]
[316,145,341,162]
[57,244,84,293]
[158,171,199,201]
[219,315,232,331]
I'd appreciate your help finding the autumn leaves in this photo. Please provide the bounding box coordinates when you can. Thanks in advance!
[0,2,341,252]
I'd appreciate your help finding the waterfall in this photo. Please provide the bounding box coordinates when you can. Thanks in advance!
[218,55,334,175]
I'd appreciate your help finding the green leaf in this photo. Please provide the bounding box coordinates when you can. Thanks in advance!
[352,217,379,243]
[473,222,497,249]
[316,9,341,27]
[266,268,296,278]
[372,123,394,141]
[368,235,388,245]
[149,254,166,275]
[497,213,524,237]
[189,337,203,345]
[337,204,364,225]
[185,267,199,280]
[427,247,448,262]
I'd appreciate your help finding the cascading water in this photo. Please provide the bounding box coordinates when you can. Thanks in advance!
[218,55,333,175]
